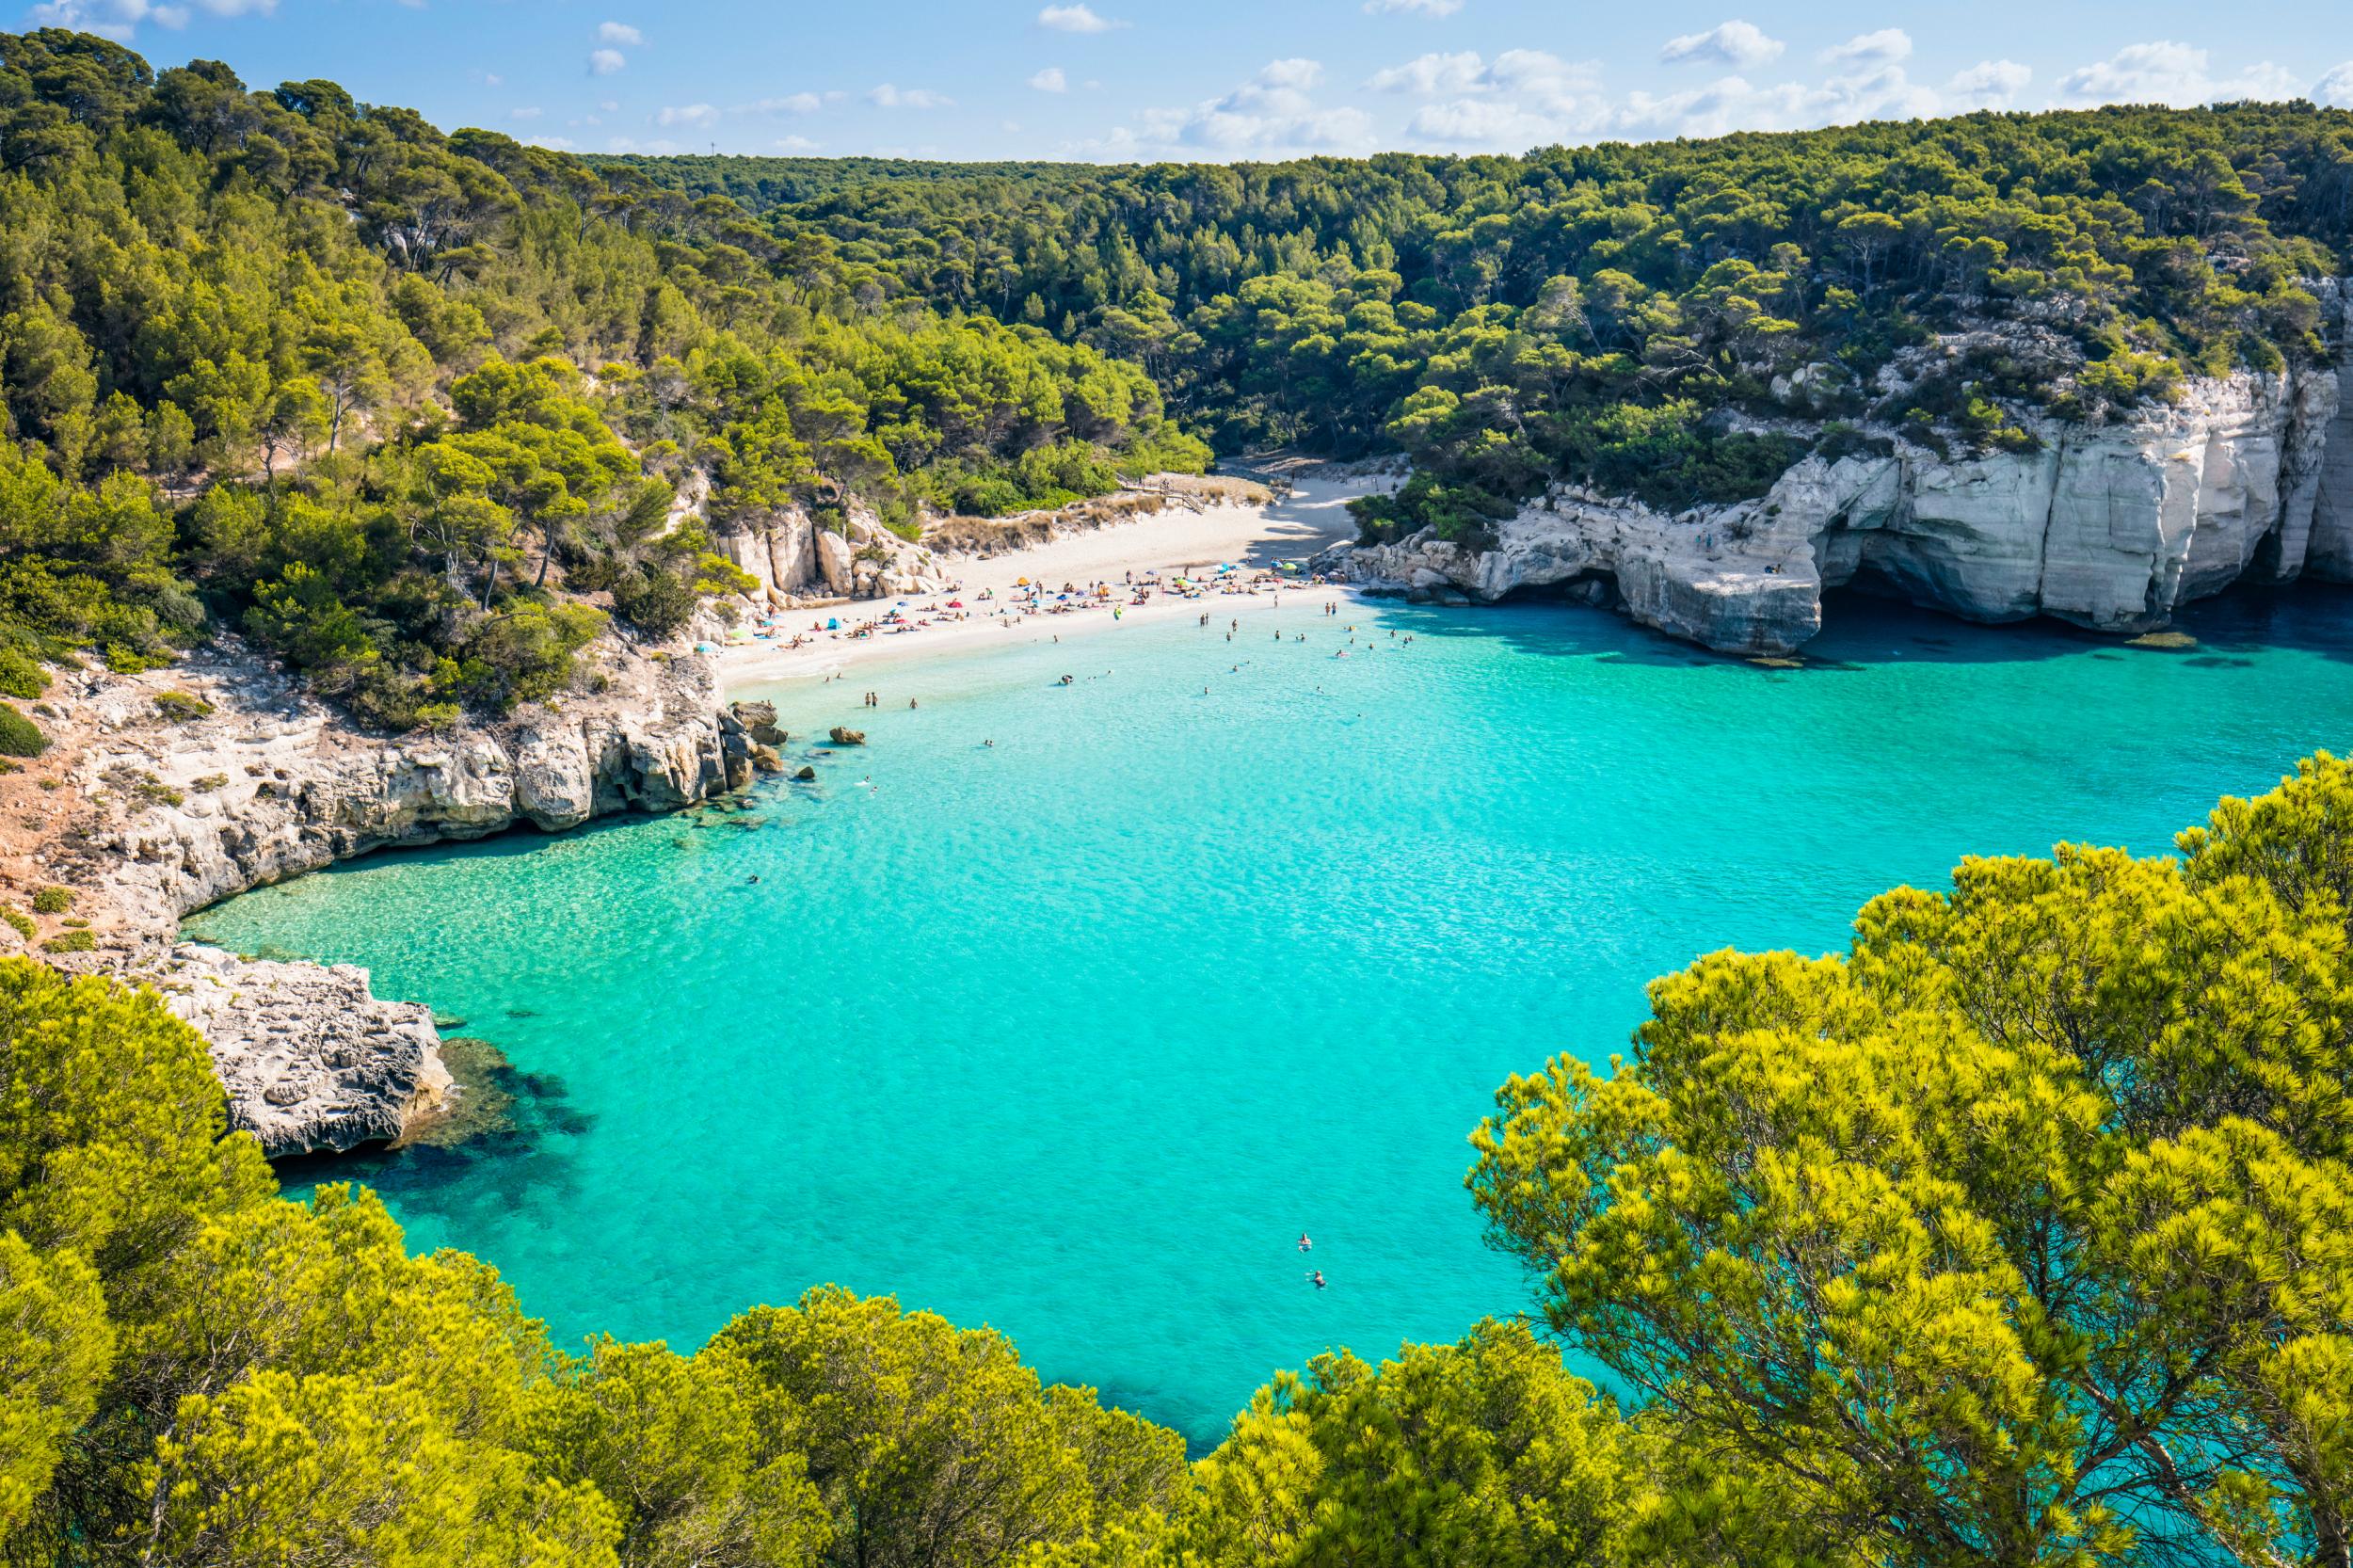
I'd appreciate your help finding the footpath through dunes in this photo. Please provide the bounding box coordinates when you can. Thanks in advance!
[196,585,2353,1448]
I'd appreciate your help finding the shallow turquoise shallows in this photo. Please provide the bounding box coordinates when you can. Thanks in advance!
[195,588,2353,1448]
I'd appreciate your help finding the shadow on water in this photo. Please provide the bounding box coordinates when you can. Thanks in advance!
[273,1038,596,1223]
[1364,579,2353,672]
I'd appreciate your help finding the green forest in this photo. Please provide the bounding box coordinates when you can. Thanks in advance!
[619,104,2353,534]
[0,29,1204,732]
[0,29,2348,738]
[5,27,2353,1568]
[8,752,2353,1566]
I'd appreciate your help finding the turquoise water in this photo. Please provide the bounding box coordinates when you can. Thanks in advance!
[200,588,2353,1448]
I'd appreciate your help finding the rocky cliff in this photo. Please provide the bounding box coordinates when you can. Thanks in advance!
[709,504,954,606]
[38,632,744,1155]
[1321,297,2353,656]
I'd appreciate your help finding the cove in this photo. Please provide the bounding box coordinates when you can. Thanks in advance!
[196,587,2353,1449]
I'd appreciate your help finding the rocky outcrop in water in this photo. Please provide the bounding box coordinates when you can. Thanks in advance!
[161,943,452,1157]
[43,632,740,1153]
[70,636,733,948]
[1320,297,2353,656]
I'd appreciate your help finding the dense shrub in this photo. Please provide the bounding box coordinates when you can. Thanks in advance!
[0,704,46,759]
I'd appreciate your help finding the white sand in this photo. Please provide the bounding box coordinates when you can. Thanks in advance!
[715,467,1378,689]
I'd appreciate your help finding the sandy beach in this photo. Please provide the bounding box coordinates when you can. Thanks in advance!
[714,465,1382,690]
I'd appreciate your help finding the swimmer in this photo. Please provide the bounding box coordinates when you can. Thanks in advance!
[1298,1234,1311,1252]
[1310,1271,1327,1289]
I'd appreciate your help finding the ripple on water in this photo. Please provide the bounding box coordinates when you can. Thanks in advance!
[190,586,2353,1448]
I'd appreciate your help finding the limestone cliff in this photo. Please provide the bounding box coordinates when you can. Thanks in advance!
[708,504,954,606]
[39,632,741,1155]
[1321,296,2353,656]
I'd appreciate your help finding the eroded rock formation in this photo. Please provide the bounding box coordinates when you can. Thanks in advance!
[45,632,739,1154]
[1321,296,2353,656]
[711,504,953,605]
[161,944,452,1158]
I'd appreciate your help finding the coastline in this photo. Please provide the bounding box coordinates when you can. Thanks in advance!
[714,462,1382,692]
[17,463,1385,1157]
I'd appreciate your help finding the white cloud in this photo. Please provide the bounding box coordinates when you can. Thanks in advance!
[1364,0,1464,14]
[1486,48,1600,109]
[2056,41,2299,107]
[2054,40,2211,104]
[1409,98,1577,148]
[527,136,575,151]
[870,84,953,108]
[483,72,504,88]
[656,104,718,127]
[599,99,621,113]
[510,106,543,120]
[1823,28,1910,66]
[1660,20,1784,70]
[588,48,626,75]
[744,93,824,115]
[605,136,685,153]
[597,21,641,45]
[2317,62,2353,108]
[1615,64,1935,139]
[1030,67,1068,93]
[1369,51,1486,94]
[1946,59,2031,109]
[26,0,190,41]
[775,135,822,152]
[1039,4,1122,32]
[1121,57,1376,156]
[1256,58,1323,92]
[1372,46,1600,134]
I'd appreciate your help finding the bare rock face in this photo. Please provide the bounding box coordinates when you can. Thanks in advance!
[162,944,453,1158]
[715,504,952,605]
[2311,292,2353,583]
[816,529,855,596]
[1322,333,2352,656]
[55,632,740,1153]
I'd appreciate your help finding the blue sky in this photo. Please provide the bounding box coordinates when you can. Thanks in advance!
[24,0,2353,162]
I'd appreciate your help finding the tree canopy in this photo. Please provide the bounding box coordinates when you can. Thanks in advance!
[615,101,2353,531]
[0,28,1206,731]
[9,751,2353,1566]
